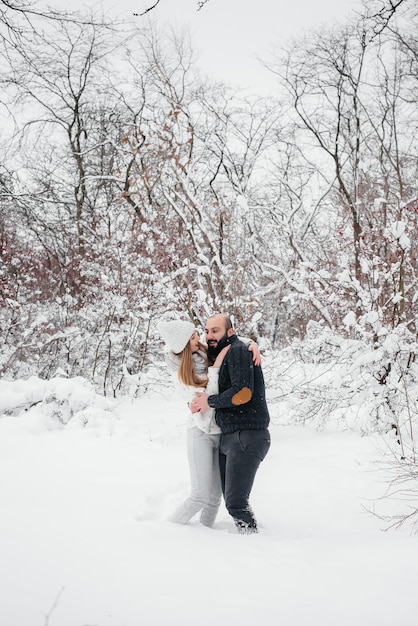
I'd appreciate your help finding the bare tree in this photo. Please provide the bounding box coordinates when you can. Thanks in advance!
[359,0,408,42]
[265,13,418,339]
[134,0,210,17]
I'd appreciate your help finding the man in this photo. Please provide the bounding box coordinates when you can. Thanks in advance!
[191,313,270,534]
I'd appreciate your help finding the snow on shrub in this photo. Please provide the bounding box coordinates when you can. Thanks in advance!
[265,324,418,448]
[0,375,111,430]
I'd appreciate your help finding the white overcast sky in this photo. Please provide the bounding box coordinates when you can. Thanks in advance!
[62,0,363,94]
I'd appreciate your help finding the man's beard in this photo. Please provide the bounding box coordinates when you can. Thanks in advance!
[207,333,229,359]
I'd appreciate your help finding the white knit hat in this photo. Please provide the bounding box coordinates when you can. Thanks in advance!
[157,320,196,354]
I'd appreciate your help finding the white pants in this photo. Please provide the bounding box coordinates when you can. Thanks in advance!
[170,426,222,528]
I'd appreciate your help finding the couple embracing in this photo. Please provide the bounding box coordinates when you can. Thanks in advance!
[158,313,270,535]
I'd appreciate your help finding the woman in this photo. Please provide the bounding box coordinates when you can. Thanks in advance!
[158,319,259,528]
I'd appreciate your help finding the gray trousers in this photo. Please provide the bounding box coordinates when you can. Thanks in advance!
[170,426,222,528]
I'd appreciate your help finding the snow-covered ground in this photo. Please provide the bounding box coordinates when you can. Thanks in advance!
[1,376,417,626]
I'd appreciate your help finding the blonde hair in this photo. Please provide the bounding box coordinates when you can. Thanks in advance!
[177,341,208,388]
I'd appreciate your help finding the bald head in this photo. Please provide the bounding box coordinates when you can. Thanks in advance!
[206,313,232,332]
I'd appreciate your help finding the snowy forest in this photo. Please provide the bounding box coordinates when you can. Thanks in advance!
[1,0,418,528]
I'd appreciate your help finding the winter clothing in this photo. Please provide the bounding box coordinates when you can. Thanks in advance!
[207,334,270,533]
[170,426,221,527]
[158,320,195,354]
[165,347,222,526]
[166,350,221,434]
[219,429,271,533]
[207,334,270,434]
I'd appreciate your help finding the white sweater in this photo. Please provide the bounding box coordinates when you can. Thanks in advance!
[165,350,221,434]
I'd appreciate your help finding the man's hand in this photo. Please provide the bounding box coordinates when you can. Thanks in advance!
[191,392,210,413]
[248,341,261,366]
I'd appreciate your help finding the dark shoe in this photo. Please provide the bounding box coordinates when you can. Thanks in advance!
[234,519,258,534]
